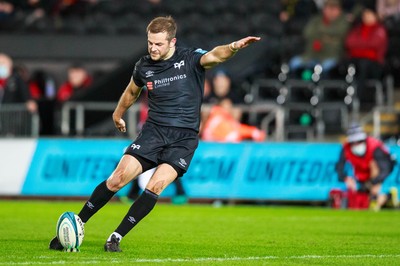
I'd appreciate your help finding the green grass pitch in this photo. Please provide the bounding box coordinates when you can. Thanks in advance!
[0,200,399,265]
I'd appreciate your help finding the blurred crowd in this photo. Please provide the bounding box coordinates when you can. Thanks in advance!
[0,52,93,135]
[1,0,400,140]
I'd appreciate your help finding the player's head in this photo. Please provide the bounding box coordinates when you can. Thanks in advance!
[146,16,177,61]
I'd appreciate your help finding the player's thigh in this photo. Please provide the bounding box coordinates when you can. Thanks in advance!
[146,163,178,195]
[160,129,199,176]
[107,155,143,190]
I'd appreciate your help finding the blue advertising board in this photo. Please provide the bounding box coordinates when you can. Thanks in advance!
[184,142,344,200]
[22,139,400,201]
[22,139,131,196]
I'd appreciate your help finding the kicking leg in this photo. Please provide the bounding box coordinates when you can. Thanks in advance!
[79,155,143,222]
[50,155,142,250]
[104,163,178,252]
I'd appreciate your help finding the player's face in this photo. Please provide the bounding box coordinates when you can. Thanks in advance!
[147,32,176,61]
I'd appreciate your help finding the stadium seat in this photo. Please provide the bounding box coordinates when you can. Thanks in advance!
[357,79,385,111]
[280,35,305,63]
[317,80,352,135]
[285,79,316,104]
[284,104,317,140]
[250,13,284,38]
[250,78,287,105]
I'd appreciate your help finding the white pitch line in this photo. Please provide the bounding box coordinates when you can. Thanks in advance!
[1,254,400,265]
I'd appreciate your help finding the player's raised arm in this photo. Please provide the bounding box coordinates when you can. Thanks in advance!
[200,36,261,69]
[112,77,143,132]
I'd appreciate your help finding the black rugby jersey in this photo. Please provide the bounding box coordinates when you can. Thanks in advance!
[132,46,207,132]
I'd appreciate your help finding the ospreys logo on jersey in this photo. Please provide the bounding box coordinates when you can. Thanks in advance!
[174,60,185,69]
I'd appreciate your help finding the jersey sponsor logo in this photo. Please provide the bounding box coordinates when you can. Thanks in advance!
[153,74,187,88]
[174,60,185,69]
[145,70,154,78]
[130,144,141,150]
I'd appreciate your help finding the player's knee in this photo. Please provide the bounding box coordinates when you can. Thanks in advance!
[106,170,126,192]
[146,184,162,195]
[146,178,172,195]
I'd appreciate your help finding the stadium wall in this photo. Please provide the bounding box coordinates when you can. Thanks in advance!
[1,139,400,202]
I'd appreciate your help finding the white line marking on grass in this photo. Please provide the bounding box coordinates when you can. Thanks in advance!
[2,254,400,264]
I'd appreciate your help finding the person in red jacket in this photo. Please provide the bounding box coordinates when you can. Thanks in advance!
[344,5,388,100]
[56,63,92,103]
[335,123,397,210]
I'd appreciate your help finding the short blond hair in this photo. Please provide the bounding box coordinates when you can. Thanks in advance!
[146,16,177,42]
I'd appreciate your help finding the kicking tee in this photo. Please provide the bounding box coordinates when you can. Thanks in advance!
[132,46,207,132]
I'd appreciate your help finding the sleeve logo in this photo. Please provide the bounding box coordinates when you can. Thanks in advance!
[195,48,207,54]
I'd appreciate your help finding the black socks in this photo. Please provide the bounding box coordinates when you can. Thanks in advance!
[115,189,159,237]
[77,182,159,238]
[78,180,116,223]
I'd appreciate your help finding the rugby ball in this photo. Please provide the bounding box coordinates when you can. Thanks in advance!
[56,211,84,251]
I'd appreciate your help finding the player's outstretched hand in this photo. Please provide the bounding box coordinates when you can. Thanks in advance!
[114,118,126,132]
[235,36,261,50]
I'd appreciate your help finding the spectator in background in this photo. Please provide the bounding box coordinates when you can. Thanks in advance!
[376,0,400,21]
[17,0,60,26]
[201,98,266,142]
[200,69,244,135]
[56,63,92,103]
[210,69,242,104]
[341,0,369,23]
[288,0,350,78]
[335,123,398,211]
[313,0,325,10]
[0,0,16,30]
[30,69,56,100]
[55,0,95,17]
[209,69,243,121]
[29,69,57,135]
[0,53,37,112]
[0,53,37,135]
[344,4,388,99]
